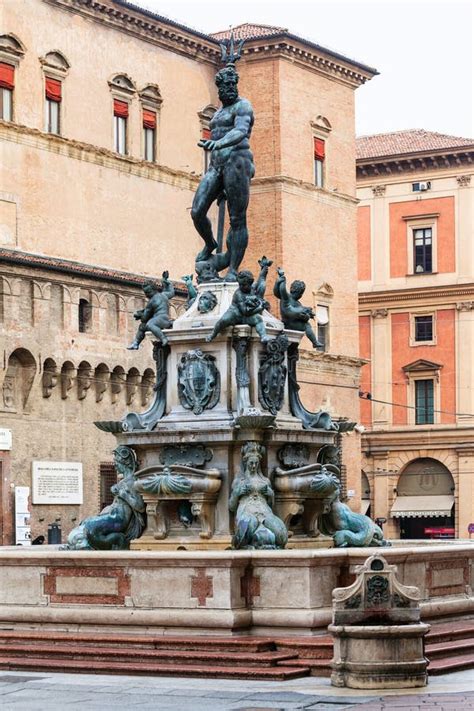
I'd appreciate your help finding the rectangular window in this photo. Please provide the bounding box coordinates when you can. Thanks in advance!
[44,77,62,134]
[113,99,128,155]
[317,304,329,351]
[412,181,431,192]
[99,462,117,510]
[415,379,434,424]
[143,109,156,161]
[0,63,14,121]
[413,227,432,273]
[414,315,433,342]
[314,137,325,188]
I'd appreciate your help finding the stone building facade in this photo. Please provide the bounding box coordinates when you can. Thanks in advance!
[0,0,376,542]
[356,129,474,539]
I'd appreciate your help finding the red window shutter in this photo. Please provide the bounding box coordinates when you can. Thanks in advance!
[45,77,62,102]
[0,63,14,90]
[113,99,129,118]
[314,137,325,160]
[143,109,156,129]
[202,127,211,140]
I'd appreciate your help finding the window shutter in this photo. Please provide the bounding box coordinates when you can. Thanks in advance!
[113,99,129,118]
[314,137,325,160]
[0,63,14,90]
[143,109,156,129]
[45,77,62,102]
[202,127,211,140]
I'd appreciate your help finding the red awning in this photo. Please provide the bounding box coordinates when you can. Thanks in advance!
[314,137,325,160]
[45,77,62,102]
[202,127,211,140]
[0,63,14,90]
[143,109,156,129]
[113,99,129,118]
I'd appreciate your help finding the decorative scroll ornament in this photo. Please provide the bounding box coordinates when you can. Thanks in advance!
[178,349,220,415]
[159,444,213,468]
[258,333,289,415]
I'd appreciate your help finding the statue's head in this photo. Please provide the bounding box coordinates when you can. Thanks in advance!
[215,65,239,105]
[242,441,265,476]
[197,290,218,314]
[143,280,160,297]
[290,280,306,299]
[310,469,341,503]
[237,270,254,293]
[113,445,137,479]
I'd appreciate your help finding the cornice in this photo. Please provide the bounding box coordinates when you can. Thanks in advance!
[356,147,474,178]
[252,175,358,205]
[359,282,474,307]
[0,120,199,191]
[300,350,367,370]
[361,425,474,451]
[43,0,221,65]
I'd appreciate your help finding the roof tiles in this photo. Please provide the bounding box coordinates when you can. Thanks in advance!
[356,129,474,160]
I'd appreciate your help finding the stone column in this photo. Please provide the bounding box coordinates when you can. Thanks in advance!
[456,301,474,424]
[457,447,474,538]
[32,281,51,327]
[456,175,473,281]
[370,309,392,429]
[371,452,397,538]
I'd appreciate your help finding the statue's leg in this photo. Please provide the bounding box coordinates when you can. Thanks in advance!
[127,322,147,350]
[147,317,168,346]
[305,322,323,349]
[191,168,223,260]
[252,315,270,344]
[206,312,235,342]
[223,154,252,281]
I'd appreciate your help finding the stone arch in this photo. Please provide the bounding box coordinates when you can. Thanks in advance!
[311,115,332,134]
[139,83,162,108]
[140,367,155,406]
[397,457,454,496]
[109,73,136,94]
[126,366,141,406]
[3,348,36,411]
[42,357,58,398]
[0,33,26,60]
[94,363,110,403]
[110,365,125,404]
[77,360,92,400]
[105,293,119,334]
[60,360,75,399]
[40,50,70,74]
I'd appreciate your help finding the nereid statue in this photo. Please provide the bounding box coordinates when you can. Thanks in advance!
[191,42,254,281]
[128,272,174,349]
[65,446,145,550]
[274,268,322,348]
[229,442,287,549]
[311,469,389,547]
[206,258,272,342]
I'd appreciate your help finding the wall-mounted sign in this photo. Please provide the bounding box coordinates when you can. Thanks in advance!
[15,486,31,545]
[0,429,12,451]
[32,461,83,505]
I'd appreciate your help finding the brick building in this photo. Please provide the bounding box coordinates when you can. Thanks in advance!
[0,1,377,543]
[357,129,474,539]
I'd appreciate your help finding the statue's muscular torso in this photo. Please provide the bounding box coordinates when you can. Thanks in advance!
[209,98,254,169]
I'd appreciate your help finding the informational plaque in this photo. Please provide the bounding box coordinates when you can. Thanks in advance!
[15,486,31,545]
[32,461,83,505]
[0,428,12,451]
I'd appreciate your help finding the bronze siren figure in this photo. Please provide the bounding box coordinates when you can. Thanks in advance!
[191,33,255,282]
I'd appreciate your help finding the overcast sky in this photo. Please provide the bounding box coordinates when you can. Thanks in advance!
[134,0,473,138]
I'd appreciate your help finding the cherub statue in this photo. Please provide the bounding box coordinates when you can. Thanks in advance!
[229,442,287,549]
[310,468,389,547]
[64,446,146,550]
[182,274,197,309]
[273,267,322,348]
[182,275,218,314]
[195,251,229,284]
[127,271,174,349]
[206,257,272,343]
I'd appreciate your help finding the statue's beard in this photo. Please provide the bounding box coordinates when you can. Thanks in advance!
[219,87,238,104]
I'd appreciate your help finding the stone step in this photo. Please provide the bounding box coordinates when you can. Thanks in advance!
[426,620,474,644]
[276,657,332,677]
[0,642,296,668]
[0,630,274,653]
[427,653,474,675]
[275,637,333,659]
[0,655,310,681]
[426,638,474,659]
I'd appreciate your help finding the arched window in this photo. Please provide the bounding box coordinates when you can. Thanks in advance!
[78,298,91,333]
[2,348,36,411]
[310,116,332,189]
[140,85,162,162]
[109,74,135,155]
[0,34,25,122]
[40,51,70,135]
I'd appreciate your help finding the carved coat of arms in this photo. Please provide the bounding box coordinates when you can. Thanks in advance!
[178,349,220,415]
[258,333,289,415]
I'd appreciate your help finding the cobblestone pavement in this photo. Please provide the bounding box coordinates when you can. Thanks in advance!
[0,670,472,710]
